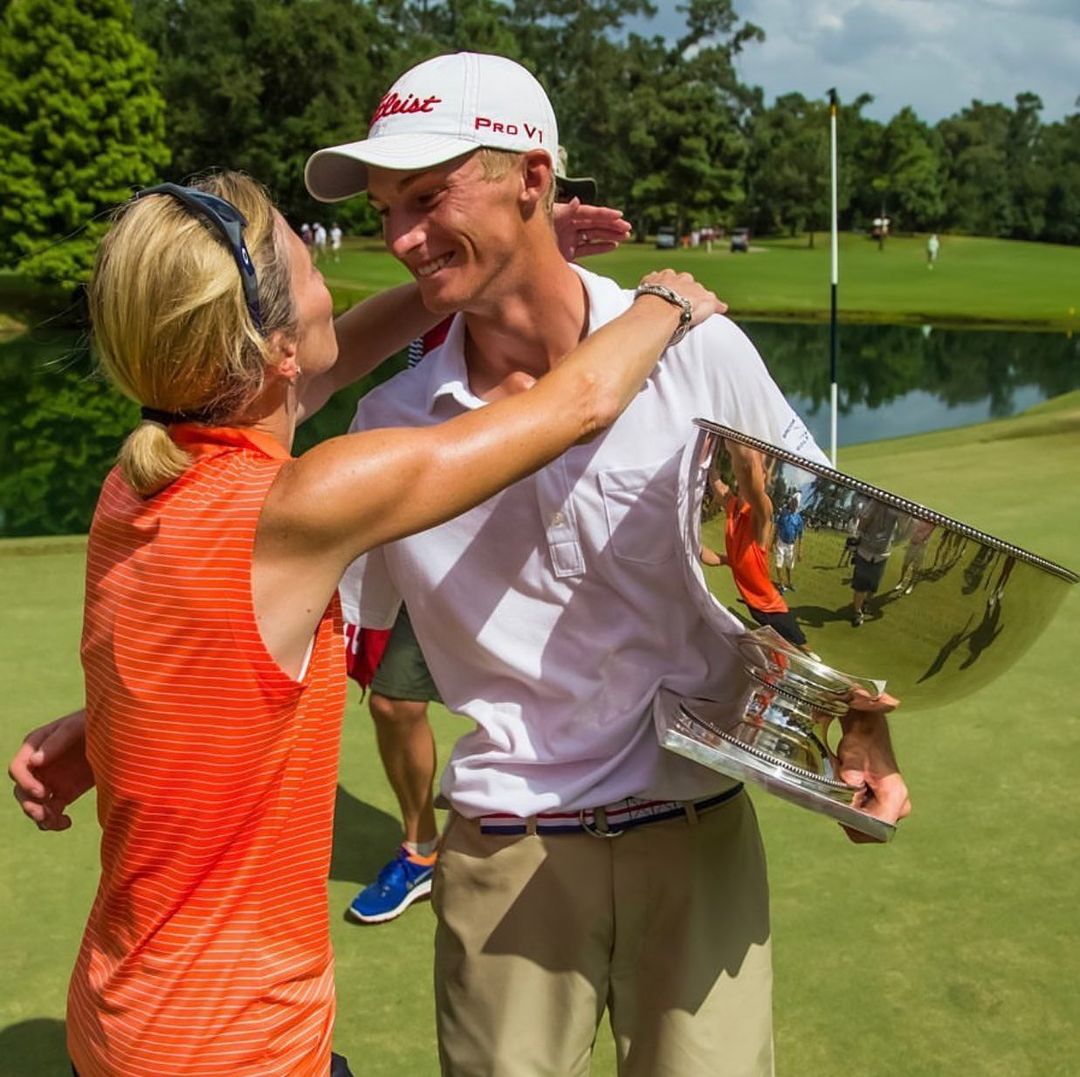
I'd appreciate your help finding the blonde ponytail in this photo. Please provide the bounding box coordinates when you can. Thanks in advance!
[116,421,194,496]
[90,171,297,496]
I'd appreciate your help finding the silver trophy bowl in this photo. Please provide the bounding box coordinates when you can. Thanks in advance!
[659,421,1078,840]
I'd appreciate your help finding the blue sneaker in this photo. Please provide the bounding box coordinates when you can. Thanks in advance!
[347,847,436,924]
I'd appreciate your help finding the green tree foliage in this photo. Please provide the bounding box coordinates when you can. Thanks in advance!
[0,332,138,536]
[932,93,1080,243]
[1039,112,1080,245]
[110,2,1080,246]
[870,107,945,232]
[0,0,169,286]
[746,93,830,244]
[505,0,762,235]
[622,0,762,235]
[507,0,648,224]
[375,0,522,71]
[3,0,1080,297]
[1005,93,1049,240]
[937,100,1016,236]
[746,86,1079,246]
[132,0,390,229]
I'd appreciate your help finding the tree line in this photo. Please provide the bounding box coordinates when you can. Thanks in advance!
[2,0,1078,289]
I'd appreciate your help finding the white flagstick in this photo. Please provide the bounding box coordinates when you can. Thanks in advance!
[828,88,840,467]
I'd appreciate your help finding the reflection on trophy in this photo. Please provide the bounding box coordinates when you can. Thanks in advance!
[658,421,1078,841]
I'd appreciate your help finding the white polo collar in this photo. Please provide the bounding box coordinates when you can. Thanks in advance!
[423,264,630,415]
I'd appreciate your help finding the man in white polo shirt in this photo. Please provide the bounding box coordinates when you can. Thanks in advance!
[307,51,910,1077]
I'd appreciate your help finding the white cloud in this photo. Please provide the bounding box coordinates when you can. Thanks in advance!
[630,0,1080,123]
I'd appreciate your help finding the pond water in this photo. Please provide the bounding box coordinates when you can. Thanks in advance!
[742,320,1079,448]
[1,320,1077,537]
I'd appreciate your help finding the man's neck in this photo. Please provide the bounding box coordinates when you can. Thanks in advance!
[462,248,588,402]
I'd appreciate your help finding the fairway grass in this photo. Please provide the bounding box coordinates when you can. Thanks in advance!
[323,233,1080,329]
[4,234,1077,332]
[2,396,1078,1075]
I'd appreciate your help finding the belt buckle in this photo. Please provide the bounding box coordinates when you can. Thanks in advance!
[579,805,623,839]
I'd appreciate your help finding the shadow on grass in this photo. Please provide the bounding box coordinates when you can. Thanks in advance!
[0,1017,69,1074]
[329,783,402,886]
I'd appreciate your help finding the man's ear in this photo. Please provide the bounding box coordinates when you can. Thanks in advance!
[519,149,554,211]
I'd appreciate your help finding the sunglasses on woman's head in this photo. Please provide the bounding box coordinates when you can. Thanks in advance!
[135,182,263,329]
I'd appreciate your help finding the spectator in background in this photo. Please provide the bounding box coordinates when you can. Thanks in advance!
[774,494,804,593]
[892,518,935,596]
[927,232,940,269]
[850,501,904,625]
[313,220,328,262]
[330,222,343,262]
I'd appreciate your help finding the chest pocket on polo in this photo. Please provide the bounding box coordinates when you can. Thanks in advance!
[597,460,678,565]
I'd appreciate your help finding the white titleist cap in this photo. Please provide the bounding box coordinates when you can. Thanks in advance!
[305,52,558,202]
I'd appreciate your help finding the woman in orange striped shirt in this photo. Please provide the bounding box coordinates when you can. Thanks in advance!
[704,442,813,653]
[9,171,721,1077]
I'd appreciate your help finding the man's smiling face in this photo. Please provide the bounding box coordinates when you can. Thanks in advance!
[367,152,527,315]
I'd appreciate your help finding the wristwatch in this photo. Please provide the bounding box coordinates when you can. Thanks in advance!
[633,282,693,347]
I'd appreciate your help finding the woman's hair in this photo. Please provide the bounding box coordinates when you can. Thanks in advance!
[91,171,298,496]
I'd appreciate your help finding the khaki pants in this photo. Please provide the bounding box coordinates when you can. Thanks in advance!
[433,792,773,1077]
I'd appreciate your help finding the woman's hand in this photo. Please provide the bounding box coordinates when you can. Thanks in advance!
[554,197,632,260]
[9,710,94,831]
[636,268,729,329]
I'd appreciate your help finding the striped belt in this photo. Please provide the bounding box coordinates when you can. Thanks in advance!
[478,784,743,839]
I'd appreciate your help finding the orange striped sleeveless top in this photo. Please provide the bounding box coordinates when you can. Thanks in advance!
[69,425,346,1077]
[724,494,788,614]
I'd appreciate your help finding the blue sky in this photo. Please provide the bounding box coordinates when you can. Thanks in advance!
[629,0,1079,124]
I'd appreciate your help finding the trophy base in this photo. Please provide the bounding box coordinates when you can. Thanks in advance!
[661,697,896,843]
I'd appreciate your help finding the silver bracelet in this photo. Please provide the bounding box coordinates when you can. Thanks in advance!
[634,282,693,347]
